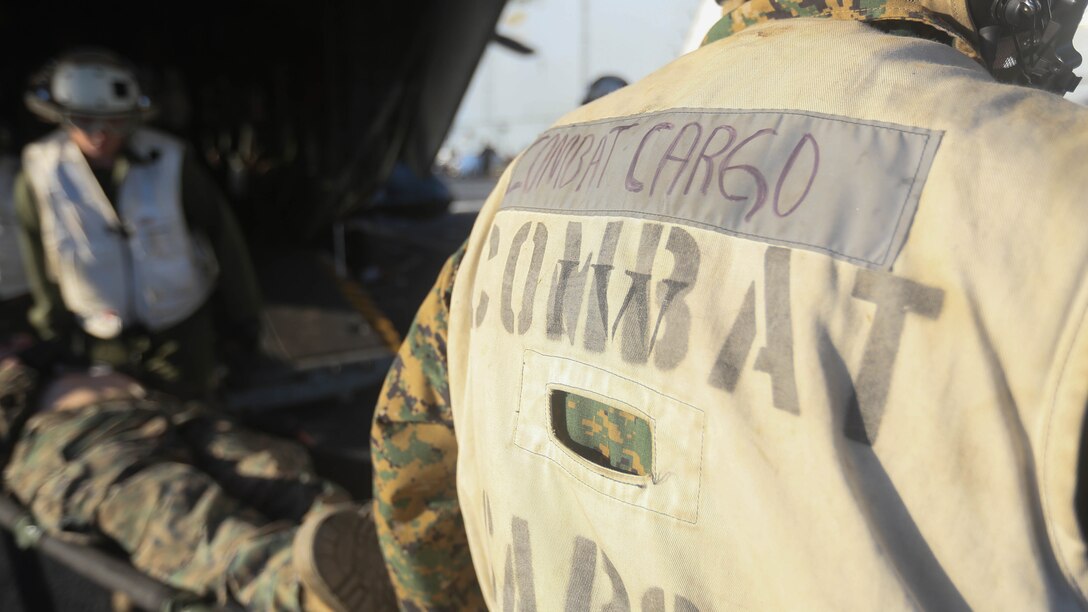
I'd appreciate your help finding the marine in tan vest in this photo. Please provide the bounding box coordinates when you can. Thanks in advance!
[372,0,1088,609]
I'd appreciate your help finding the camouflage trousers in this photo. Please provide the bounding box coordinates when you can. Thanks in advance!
[3,399,349,610]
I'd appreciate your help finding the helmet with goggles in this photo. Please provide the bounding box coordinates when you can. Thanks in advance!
[25,49,156,133]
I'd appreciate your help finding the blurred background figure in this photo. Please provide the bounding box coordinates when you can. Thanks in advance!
[15,49,262,400]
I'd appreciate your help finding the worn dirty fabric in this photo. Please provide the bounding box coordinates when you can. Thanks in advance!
[375,6,1088,612]
[371,244,485,611]
[3,397,345,609]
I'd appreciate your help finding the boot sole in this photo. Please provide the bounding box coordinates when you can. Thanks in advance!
[294,506,374,612]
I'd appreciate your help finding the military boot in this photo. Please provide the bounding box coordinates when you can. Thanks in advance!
[293,503,397,611]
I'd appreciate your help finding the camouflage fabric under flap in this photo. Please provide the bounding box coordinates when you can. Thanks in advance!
[553,390,653,478]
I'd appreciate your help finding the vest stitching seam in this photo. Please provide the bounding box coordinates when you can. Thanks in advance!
[514,350,703,524]
[544,382,658,485]
[509,441,698,524]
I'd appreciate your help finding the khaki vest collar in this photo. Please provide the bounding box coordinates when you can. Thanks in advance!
[702,0,981,62]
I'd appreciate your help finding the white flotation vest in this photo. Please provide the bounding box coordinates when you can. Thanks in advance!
[0,156,29,300]
[23,128,217,339]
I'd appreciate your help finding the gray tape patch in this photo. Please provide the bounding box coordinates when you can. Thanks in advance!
[503,108,942,270]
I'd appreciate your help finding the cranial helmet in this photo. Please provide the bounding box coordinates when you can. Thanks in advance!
[26,49,156,124]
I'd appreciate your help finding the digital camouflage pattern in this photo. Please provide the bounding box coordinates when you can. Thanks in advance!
[370,243,486,611]
[703,0,981,60]
[556,392,653,477]
[3,394,348,610]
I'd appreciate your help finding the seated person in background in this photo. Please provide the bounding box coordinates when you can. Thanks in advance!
[15,48,261,400]
[0,364,396,611]
[2,51,395,611]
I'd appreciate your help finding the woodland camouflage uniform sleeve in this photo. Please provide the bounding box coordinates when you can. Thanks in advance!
[370,243,485,611]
